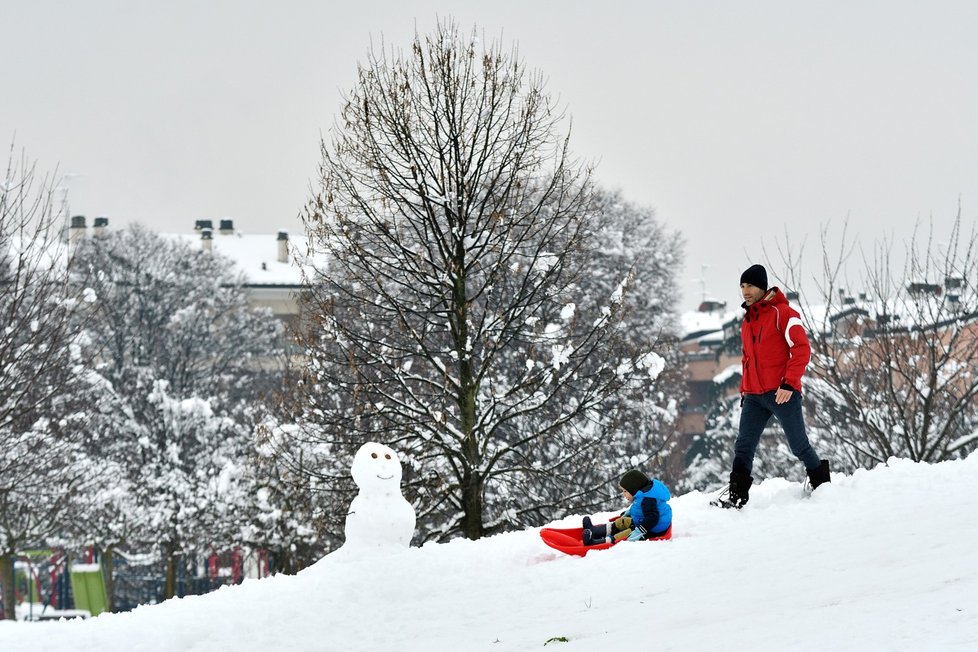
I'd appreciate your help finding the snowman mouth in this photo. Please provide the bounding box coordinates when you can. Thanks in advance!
[376,474,394,480]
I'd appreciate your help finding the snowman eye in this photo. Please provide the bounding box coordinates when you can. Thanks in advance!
[371,452,378,459]
[385,453,391,460]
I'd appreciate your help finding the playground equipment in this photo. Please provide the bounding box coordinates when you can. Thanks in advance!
[69,561,108,617]
[2,549,106,620]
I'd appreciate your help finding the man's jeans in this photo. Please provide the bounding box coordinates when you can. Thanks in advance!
[733,390,820,474]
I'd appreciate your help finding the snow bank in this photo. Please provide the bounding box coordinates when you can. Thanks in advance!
[2,454,976,651]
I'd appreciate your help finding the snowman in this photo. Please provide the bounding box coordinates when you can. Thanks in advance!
[343,442,416,551]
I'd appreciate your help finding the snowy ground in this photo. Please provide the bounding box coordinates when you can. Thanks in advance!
[2,454,977,651]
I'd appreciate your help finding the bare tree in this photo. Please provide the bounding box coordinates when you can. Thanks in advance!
[285,21,671,541]
[777,210,978,470]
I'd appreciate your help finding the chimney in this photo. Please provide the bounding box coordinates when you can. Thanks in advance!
[93,216,109,237]
[69,215,87,242]
[201,228,213,252]
[219,219,234,235]
[195,219,213,231]
[277,230,289,263]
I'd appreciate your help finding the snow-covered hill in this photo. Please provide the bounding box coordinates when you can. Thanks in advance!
[2,455,977,651]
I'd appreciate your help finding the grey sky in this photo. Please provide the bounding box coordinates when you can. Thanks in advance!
[3,1,976,311]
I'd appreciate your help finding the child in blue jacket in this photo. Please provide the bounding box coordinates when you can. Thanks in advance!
[582,469,672,545]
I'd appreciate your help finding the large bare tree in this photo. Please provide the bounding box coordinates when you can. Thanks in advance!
[285,22,671,541]
[778,212,978,470]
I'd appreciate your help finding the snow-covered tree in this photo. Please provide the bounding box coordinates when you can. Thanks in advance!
[70,225,287,599]
[573,189,685,485]
[495,188,686,518]
[247,418,331,572]
[280,21,674,542]
[0,150,108,619]
[680,370,739,492]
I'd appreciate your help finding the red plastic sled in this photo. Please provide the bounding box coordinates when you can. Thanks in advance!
[539,524,673,557]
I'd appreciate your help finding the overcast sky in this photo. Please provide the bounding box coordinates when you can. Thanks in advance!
[3,1,976,311]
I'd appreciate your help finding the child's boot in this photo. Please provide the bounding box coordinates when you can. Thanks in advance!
[582,523,610,546]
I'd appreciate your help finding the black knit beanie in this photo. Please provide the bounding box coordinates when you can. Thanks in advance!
[620,469,651,495]
[740,264,768,290]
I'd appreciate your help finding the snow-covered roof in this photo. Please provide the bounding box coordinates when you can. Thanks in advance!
[680,308,739,339]
[713,363,742,384]
[166,232,308,286]
[695,329,727,345]
[3,233,72,273]
[799,293,978,334]
[682,290,978,341]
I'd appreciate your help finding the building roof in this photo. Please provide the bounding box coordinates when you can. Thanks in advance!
[680,307,739,341]
[168,231,306,286]
[680,289,978,342]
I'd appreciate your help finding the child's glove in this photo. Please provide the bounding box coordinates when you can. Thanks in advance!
[612,515,633,533]
[626,529,644,541]
[613,527,633,543]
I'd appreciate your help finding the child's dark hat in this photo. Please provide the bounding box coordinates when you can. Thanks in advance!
[620,469,651,495]
[740,264,768,290]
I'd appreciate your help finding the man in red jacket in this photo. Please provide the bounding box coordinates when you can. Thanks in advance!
[715,264,831,509]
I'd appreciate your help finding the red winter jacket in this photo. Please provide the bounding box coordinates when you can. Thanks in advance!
[740,287,811,394]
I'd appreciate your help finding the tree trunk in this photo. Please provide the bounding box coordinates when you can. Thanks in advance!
[0,552,16,620]
[455,243,485,540]
[102,546,115,612]
[163,548,178,600]
[459,379,484,540]
[460,469,485,540]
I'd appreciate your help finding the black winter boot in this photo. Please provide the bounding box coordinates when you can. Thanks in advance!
[582,523,610,546]
[712,470,753,509]
[807,459,831,490]
[727,470,753,508]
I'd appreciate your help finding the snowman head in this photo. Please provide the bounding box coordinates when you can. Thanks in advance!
[351,442,403,493]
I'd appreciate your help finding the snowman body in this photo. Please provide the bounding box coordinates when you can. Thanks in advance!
[343,442,416,549]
